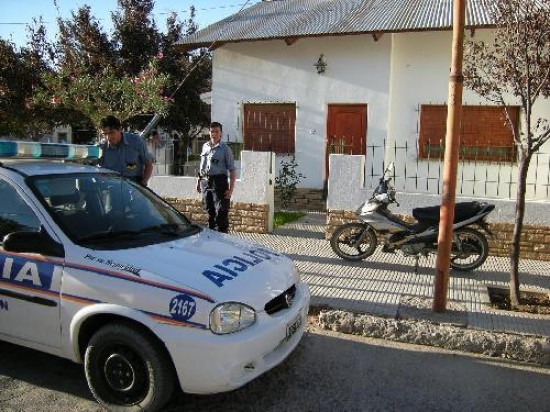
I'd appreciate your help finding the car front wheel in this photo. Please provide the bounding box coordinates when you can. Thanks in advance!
[84,322,175,412]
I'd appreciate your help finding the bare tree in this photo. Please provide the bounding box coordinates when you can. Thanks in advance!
[463,0,550,306]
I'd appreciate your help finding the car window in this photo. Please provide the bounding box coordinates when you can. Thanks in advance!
[0,179,41,242]
[30,173,196,248]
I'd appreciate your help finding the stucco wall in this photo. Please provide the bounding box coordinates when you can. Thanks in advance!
[149,150,275,232]
[211,35,392,189]
[210,30,550,200]
[387,30,550,199]
[327,154,550,226]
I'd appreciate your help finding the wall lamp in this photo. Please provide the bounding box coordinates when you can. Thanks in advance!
[314,54,327,75]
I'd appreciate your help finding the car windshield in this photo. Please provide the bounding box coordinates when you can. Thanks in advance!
[30,172,199,249]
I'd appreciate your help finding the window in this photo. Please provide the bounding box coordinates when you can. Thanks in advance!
[418,105,519,162]
[30,174,193,248]
[0,180,41,242]
[243,103,296,154]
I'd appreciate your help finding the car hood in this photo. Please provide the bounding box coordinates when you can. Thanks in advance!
[82,229,297,310]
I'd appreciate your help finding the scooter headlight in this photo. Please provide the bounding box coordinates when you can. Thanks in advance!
[358,199,379,214]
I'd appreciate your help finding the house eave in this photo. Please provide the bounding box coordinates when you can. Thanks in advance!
[174,24,498,52]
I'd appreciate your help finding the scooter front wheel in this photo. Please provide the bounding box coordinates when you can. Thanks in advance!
[330,222,377,261]
[450,228,489,271]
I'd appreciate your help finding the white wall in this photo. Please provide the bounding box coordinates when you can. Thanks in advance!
[328,154,550,226]
[149,151,275,230]
[212,30,550,200]
[211,34,392,189]
[387,30,550,200]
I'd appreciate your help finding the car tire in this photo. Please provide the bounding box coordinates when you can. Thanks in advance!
[84,322,175,412]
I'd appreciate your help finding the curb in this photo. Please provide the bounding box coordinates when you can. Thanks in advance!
[314,307,550,365]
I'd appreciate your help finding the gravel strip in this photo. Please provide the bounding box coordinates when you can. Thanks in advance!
[317,306,550,365]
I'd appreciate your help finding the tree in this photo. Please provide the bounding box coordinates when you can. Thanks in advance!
[156,8,211,137]
[32,59,171,128]
[0,20,54,138]
[0,39,31,136]
[32,2,171,131]
[55,5,115,75]
[463,0,550,306]
[112,0,160,77]
[30,0,210,135]
[111,1,210,134]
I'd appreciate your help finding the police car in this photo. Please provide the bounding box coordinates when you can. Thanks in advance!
[0,141,310,411]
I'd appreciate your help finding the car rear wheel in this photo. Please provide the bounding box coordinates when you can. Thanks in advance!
[84,322,175,412]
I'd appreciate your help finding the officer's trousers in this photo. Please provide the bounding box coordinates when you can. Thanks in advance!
[201,175,230,233]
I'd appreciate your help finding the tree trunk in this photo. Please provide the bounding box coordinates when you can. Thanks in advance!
[509,152,531,306]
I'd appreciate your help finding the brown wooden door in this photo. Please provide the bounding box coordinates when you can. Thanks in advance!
[326,104,367,179]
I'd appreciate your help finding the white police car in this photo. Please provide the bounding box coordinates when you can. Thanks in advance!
[0,141,310,411]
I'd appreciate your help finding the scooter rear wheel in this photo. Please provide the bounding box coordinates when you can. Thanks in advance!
[450,227,489,271]
[330,222,377,261]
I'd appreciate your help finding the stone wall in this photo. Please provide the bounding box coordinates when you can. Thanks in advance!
[275,188,326,211]
[166,198,270,233]
[489,222,550,261]
[326,210,550,261]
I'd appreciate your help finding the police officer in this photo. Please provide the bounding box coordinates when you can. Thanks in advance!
[196,122,236,233]
[98,115,154,186]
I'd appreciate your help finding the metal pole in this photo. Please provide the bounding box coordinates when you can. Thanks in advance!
[140,113,164,140]
[433,0,466,312]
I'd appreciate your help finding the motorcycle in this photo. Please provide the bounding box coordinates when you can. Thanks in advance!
[330,163,495,271]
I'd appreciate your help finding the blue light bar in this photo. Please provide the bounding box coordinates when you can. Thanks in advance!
[0,141,101,159]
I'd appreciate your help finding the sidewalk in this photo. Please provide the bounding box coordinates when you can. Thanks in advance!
[236,212,550,338]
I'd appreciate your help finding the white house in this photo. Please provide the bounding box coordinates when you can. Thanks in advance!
[177,0,550,201]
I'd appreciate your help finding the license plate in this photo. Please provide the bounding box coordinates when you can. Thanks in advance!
[286,314,302,341]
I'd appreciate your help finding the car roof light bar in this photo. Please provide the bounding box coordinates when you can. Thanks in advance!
[0,141,101,159]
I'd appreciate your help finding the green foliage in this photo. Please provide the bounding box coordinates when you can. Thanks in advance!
[0,22,54,138]
[32,58,171,129]
[0,0,211,138]
[273,211,306,228]
[275,156,305,209]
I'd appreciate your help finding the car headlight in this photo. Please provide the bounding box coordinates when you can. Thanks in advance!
[209,302,256,334]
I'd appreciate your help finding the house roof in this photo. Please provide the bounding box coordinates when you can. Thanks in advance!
[176,0,497,50]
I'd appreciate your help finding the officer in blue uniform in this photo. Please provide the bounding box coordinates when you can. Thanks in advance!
[196,122,236,233]
[98,115,154,186]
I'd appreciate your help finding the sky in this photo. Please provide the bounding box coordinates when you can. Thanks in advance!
[0,0,262,48]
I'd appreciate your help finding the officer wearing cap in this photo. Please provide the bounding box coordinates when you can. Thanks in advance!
[98,115,154,186]
[196,122,236,233]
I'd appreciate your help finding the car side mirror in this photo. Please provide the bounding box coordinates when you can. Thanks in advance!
[3,229,65,258]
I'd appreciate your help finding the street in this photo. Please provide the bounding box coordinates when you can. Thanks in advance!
[1,324,549,412]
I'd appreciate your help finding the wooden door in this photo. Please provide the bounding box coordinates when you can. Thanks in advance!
[326,104,367,180]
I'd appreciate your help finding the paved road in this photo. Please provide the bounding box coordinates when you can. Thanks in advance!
[2,325,549,412]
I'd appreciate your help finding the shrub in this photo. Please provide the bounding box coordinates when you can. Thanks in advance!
[275,156,305,209]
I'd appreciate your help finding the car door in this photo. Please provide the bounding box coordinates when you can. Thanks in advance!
[0,177,62,348]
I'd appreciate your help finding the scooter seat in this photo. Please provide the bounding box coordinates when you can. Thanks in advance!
[412,201,486,225]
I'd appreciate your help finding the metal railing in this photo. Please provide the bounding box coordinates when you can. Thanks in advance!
[176,138,244,177]
[347,138,550,201]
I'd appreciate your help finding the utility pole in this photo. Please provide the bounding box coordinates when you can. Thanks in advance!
[433,0,466,312]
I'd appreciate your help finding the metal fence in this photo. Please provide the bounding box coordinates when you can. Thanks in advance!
[172,131,550,201]
[348,138,550,201]
[176,139,244,177]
